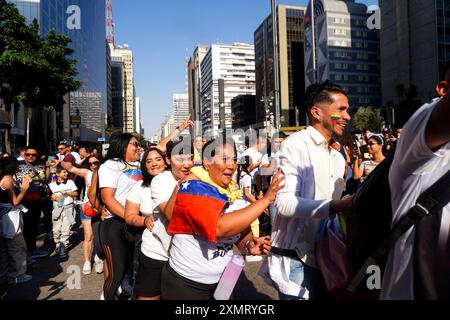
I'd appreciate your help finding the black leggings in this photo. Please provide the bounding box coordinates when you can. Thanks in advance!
[22,200,42,252]
[100,217,134,300]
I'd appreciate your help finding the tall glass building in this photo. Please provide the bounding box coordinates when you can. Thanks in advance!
[7,0,107,147]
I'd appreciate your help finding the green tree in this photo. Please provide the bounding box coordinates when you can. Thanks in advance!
[353,107,385,132]
[0,0,80,152]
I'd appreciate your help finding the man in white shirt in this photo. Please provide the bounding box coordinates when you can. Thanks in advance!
[240,134,267,196]
[381,63,450,300]
[260,80,353,300]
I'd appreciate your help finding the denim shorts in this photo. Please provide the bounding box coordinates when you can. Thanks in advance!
[80,205,91,221]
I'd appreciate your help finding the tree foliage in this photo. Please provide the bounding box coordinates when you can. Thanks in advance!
[0,0,81,151]
[353,107,385,132]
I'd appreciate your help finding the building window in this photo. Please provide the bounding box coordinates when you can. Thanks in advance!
[356,64,369,71]
[333,28,347,35]
[335,63,348,70]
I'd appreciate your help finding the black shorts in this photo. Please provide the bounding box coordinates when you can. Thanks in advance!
[133,250,166,298]
[161,263,217,300]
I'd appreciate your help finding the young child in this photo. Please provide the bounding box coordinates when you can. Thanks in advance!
[49,166,78,258]
[237,156,262,262]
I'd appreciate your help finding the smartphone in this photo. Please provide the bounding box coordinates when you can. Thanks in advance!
[47,156,54,163]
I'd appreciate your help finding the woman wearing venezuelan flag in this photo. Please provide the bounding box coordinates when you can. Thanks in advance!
[160,136,285,300]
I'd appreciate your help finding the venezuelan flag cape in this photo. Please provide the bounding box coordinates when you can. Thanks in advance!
[167,180,230,244]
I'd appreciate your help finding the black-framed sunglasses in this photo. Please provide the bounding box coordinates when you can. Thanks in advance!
[25,153,38,157]
[129,141,140,148]
[89,161,100,166]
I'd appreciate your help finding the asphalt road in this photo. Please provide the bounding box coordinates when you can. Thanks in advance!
[4,218,279,300]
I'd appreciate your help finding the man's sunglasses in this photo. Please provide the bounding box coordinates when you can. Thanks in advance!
[25,153,38,157]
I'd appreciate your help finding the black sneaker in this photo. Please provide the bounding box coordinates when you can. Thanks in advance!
[59,244,67,258]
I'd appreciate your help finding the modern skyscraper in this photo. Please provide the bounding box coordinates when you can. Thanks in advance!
[110,44,124,131]
[135,96,142,134]
[173,93,189,137]
[231,95,257,131]
[380,0,448,106]
[304,0,381,113]
[254,4,306,129]
[200,43,256,137]
[188,45,209,135]
[110,44,135,133]
[7,0,108,147]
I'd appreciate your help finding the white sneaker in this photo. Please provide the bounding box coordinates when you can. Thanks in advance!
[246,255,263,262]
[82,261,91,275]
[94,255,104,274]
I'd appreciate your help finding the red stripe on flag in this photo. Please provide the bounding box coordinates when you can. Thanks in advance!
[167,193,228,243]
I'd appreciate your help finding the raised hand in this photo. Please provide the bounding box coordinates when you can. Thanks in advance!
[263,168,285,203]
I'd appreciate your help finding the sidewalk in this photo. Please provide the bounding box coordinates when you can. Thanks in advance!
[4,219,278,300]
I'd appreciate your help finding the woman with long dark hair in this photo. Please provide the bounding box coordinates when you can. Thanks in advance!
[0,157,31,287]
[97,133,143,300]
[124,146,169,300]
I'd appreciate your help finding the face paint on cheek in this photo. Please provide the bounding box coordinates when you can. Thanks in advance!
[331,114,342,122]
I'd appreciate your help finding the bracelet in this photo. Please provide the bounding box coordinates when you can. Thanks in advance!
[245,240,252,255]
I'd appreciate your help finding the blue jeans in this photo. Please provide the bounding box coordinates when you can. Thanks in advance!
[278,259,329,300]
[278,259,305,300]
[301,263,329,300]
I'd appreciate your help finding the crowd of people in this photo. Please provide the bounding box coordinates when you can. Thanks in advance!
[1,63,449,301]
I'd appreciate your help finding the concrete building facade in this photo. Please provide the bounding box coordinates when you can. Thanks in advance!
[173,93,189,137]
[380,0,449,106]
[188,45,209,136]
[254,4,307,129]
[110,44,135,133]
[200,43,256,137]
[304,0,381,112]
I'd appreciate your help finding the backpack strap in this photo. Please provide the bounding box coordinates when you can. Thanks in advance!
[347,168,450,293]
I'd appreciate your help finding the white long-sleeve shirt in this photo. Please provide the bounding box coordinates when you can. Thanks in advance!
[259,126,345,297]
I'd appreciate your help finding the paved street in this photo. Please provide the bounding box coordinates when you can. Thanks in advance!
[4,218,279,300]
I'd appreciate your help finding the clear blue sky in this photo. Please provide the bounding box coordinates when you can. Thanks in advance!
[112,0,378,138]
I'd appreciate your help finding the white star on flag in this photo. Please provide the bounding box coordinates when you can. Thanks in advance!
[181,181,190,190]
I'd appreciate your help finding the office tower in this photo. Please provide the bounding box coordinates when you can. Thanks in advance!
[7,0,108,147]
[380,0,449,106]
[110,44,135,133]
[173,93,189,137]
[188,45,209,135]
[304,0,381,113]
[200,43,256,137]
[255,4,306,129]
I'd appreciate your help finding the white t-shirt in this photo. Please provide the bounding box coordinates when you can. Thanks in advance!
[239,172,252,204]
[127,180,172,261]
[151,170,177,210]
[98,159,142,218]
[240,147,262,180]
[169,199,247,284]
[72,151,82,165]
[49,180,78,207]
[142,170,178,261]
[381,99,450,300]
